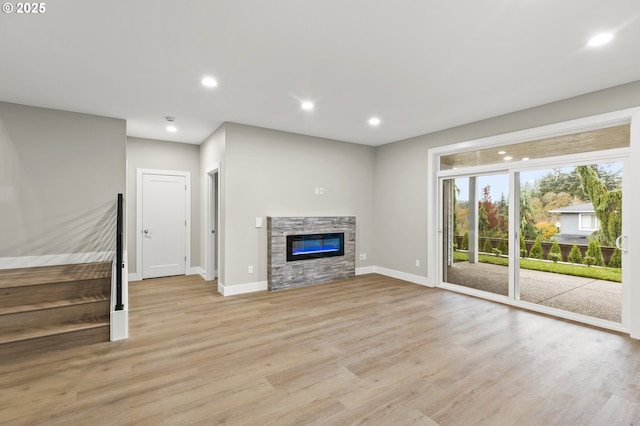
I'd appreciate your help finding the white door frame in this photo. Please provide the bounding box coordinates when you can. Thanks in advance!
[136,168,191,280]
[427,107,640,338]
[205,164,221,282]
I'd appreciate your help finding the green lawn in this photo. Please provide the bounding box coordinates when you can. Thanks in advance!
[453,251,622,282]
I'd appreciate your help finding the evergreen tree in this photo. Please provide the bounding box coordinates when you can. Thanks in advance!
[547,239,562,262]
[576,165,622,246]
[567,243,583,264]
[608,248,622,268]
[461,231,469,250]
[497,238,508,256]
[520,234,527,258]
[529,236,544,259]
[585,237,605,267]
[482,238,494,254]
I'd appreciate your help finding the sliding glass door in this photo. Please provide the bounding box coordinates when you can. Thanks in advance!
[517,162,624,323]
[442,173,509,297]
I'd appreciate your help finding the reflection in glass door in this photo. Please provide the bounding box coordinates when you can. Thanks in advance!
[443,173,509,296]
[517,163,623,323]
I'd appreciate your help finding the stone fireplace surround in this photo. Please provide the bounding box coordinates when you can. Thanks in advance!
[267,216,356,291]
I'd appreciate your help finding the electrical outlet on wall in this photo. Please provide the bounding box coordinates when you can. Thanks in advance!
[248,265,254,273]
[359,254,367,261]
[415,259,420,267]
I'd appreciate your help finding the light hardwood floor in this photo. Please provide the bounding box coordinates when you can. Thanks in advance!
[2,273,640,425]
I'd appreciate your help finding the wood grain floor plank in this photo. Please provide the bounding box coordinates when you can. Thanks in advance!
[2,273,640,425]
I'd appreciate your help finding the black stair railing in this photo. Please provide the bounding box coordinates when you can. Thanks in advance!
[115,193,124,311]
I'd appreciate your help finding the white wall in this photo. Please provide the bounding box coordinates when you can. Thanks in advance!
[0,102,125,265]
[126,137,201,276]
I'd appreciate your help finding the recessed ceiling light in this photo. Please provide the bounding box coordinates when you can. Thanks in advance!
[588,32,614,47]
[301,101,314,111]
[503,156,512,161]
[498,150,506,155]
[166,117,177,132]
[201,76,218,88]
[522,157,530,161]
[368,117,381,126]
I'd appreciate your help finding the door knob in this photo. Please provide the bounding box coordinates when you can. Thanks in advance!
[144,229,149,234]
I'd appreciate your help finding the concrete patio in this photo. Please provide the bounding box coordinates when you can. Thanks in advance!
[446,261,622,323]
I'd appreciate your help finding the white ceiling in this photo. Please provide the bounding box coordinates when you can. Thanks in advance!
[1,0,639,146]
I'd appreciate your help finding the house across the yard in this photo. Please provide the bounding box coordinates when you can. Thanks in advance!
[549,203,598,245]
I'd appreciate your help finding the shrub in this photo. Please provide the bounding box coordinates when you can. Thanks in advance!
[548,252,562,263]
[547,240,562,262]
[482,238,494,254]
[529,236,544,259]
[567,243,583,264]
[497,238,508,256]
[585,237,605,267]
[583,255,597,267]
[492,248,502,257]
[520,234,527,258]
[608,248,622,268]
[461,231,469,250]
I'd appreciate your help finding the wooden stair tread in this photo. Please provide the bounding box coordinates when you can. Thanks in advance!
[0,321,109,345]
[0,295,110,316]
[0,262,112,289]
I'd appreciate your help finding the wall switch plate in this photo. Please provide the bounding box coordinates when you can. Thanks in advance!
[315,187,320,194]
[248,265,254,273]
[255,217,263,228]
[319,187,325,195]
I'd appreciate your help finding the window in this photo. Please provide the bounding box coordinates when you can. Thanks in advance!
[579,213,599,231]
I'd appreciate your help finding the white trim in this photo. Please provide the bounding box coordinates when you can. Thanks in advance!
[110,251,128,341]
[0,251,115,270]
[205,164,221,282]
[356,266,376,275]
[578,213,599,231]
[110,310,129,341]
[218,280,268,296]
[136,168,191,280]
[374,266,430,287]
[189,266,205,276]
[128,272,140,282]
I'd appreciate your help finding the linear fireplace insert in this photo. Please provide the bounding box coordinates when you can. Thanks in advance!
[286,232,345,262]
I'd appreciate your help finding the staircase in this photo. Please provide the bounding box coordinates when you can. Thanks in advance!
[0,262,111,360]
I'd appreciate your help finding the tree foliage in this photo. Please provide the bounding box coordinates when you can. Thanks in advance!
[576,165,621,246]
[529,236,544,259]
[608,248,622,268]
[585,237,605,267]
[568,243,583,264]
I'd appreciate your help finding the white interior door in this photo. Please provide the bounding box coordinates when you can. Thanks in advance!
[142,173,187,278]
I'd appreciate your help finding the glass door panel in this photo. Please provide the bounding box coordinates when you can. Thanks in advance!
[518,163,623,323]
[443,173,509,296]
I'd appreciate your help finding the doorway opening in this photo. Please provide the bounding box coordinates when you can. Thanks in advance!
[205,166,220,282]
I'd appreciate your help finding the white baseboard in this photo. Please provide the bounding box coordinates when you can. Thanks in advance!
[0,251,115,270]
[356,266,376,275]
[189,266,204,276]
[373,266,431,287]
[218,280,268,296]
[128,266,204,283]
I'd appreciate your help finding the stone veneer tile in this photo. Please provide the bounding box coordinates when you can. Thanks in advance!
[267,216,356,291]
